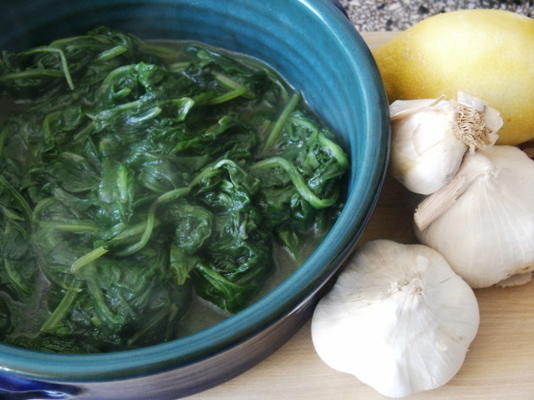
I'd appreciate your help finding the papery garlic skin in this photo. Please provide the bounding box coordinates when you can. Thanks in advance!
[390,93,502,195]
[456,92,501,150]
[497,272,533,288]
[311,240,479,398]
[416,146,534,288]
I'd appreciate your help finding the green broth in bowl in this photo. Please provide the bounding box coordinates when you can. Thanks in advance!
[0,27,348,353]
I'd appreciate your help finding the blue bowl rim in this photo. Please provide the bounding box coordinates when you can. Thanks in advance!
[0,0,390,381]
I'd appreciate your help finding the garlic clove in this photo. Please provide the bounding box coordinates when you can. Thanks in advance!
[416,146,534,288]
[311,240,479,398]
[391,99,467,195]
[390,93,503,196]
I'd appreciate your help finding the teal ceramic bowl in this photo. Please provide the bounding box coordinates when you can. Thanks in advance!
[0,0,389,399]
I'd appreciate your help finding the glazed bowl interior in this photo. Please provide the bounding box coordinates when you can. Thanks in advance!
[0,0,389,380]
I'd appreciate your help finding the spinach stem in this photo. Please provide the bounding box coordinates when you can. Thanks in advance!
[42,111,60,148]
[32,197,56,223]
[96,99,143,115]
[139,42,182,60]
[318,134,349,168]
[87,279,121,325]
[115,187,190,256]
[111,221,151,243]
[127,307,168,346]
[40,281,82,332]
[250,157,338,208]
[126,106,162,124]
[168,61,190,72]
[98,65,136,97]
[0,204,24,221]
[0,175,33,221]
[23,47,75,90]
[113,160,246,257]
[288,113,348,167]
[0,69,65,81]
[213,72,254,99]
[214,72,243,90]
[71,246,109,273]
[96,45,128,62]
[196,264,242,290]
[208,87,249,105]
[38,221,99,232]
[50,35,91,47]
[262,93,300,153]
[72,122,95,143]
[4,258,29,295]
[114,203,158,256]
[188,159,236,188]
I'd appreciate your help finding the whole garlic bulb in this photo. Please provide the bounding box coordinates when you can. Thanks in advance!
[390,92,502,195]
[311,240,479,398]
[415,146,534,288]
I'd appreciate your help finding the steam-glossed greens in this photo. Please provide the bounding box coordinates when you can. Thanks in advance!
[0,27,348,353]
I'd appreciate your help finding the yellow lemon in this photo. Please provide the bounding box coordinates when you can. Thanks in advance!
[374,9,534,145]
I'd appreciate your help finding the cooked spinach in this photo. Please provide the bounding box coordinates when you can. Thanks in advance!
[0,27,348,353]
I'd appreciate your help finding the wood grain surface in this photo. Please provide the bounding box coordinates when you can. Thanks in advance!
[186,32,534,400]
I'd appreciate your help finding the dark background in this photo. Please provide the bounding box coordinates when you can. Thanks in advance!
[340,0,533,31]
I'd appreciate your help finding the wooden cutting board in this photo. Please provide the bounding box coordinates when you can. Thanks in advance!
[187,32,534,400]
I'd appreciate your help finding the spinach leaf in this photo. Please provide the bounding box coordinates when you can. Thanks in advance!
[0,27,348,352]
